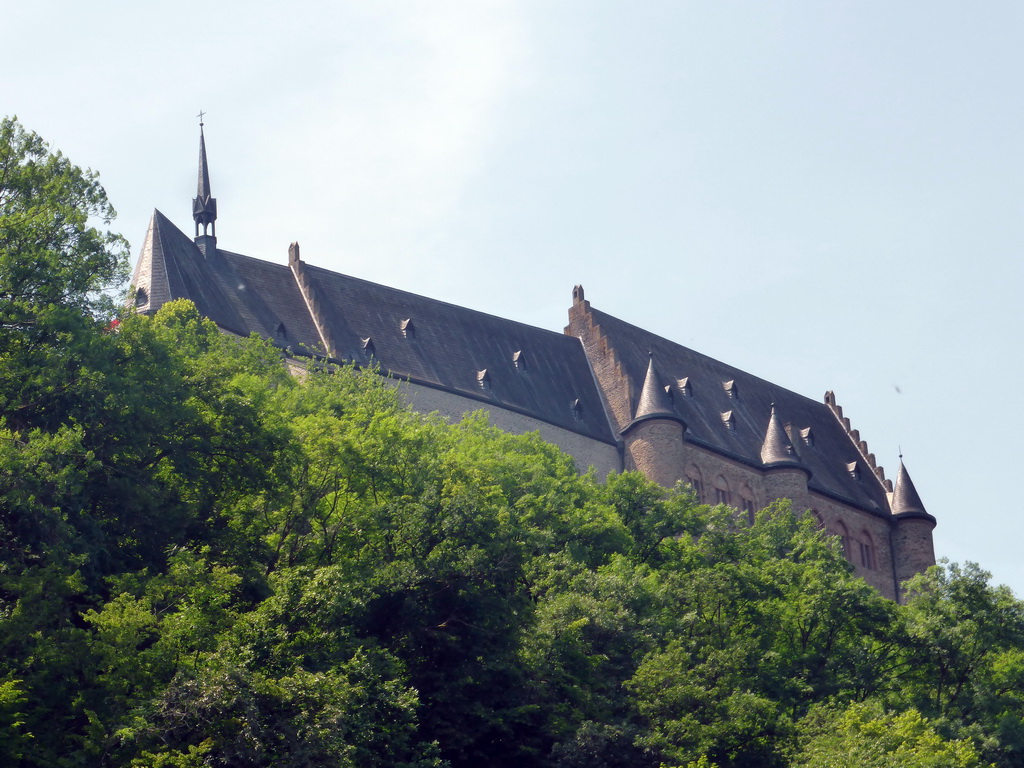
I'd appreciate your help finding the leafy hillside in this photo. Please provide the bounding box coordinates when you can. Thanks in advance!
[2,117,1023,768]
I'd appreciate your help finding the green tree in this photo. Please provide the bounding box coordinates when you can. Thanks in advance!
[626,502,899,768]
[899,561,1024,766]
[0,116,128,433]
[792,701,988,768]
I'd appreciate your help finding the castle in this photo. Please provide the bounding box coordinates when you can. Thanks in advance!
[130,126,936,601]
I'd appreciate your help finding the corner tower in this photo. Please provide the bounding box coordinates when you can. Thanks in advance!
[890,457,937,591]
[192,116,217,256]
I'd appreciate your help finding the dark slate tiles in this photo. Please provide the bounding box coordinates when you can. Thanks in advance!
[587,307,891,513]
[301,264,616,444]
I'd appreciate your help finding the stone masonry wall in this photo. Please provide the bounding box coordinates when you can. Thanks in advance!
[674,442,898,599]
[566,294,633,432]
[892,517,937,594]
[624,420,687,487]
[396,379,623,479]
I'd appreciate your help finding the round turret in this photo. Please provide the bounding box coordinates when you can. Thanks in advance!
[622,353,687,487]
[890,458,937,594]
[759,405,812,508]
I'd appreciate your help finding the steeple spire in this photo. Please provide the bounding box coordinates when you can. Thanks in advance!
[192,113,218,244]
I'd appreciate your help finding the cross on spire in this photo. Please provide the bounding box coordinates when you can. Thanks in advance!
[192,118,217,242]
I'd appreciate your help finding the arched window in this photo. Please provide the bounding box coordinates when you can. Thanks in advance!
[831,520,851,561]
[714,475,731,506]
[685,465,704,502]
[858,530,876,571]
[739,485,756,524]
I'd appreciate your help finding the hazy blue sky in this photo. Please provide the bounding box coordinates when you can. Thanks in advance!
[7,2,1023,594]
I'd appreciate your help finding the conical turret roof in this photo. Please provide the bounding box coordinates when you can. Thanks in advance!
[623,352,686,433]
[892,458,927,516]
[760,405,803,469]
[634,353,675,420]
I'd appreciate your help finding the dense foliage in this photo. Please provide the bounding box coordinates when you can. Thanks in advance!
[3,117,1024,767]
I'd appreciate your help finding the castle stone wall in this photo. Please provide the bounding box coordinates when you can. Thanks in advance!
[668,444,900,600]
[892,517,937,595]
[624,420,687,487]
[809,492,898,600]
[567,298,632,432]
[395,379,623,479]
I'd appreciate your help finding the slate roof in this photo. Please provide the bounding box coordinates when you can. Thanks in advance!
[297,263,616,443]
[583,306,892,514]
[892,459,931,519]
[131,212,617,446]
[131,211,320,346]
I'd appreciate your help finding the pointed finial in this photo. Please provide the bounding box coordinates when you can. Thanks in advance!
[192,119,218,241]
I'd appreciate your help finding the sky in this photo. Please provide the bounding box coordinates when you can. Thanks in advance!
[6,1,1023,594]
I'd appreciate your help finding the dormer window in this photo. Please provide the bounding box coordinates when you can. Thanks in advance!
[847,461,860,481]
[721,410,735,431]
[513,350,526,371]
[570,398,583,421]
[677,377,691,397]
[800,427,814,447]
[400,319,415,339]
[275,322,287,340]
[723,380,737,399]
[477,369,491,391]
[134,287,148,307]
[361,337,375,357]
[663,384,674,401]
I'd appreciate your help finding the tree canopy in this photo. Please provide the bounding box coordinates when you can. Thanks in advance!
[2,116,1022,768]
